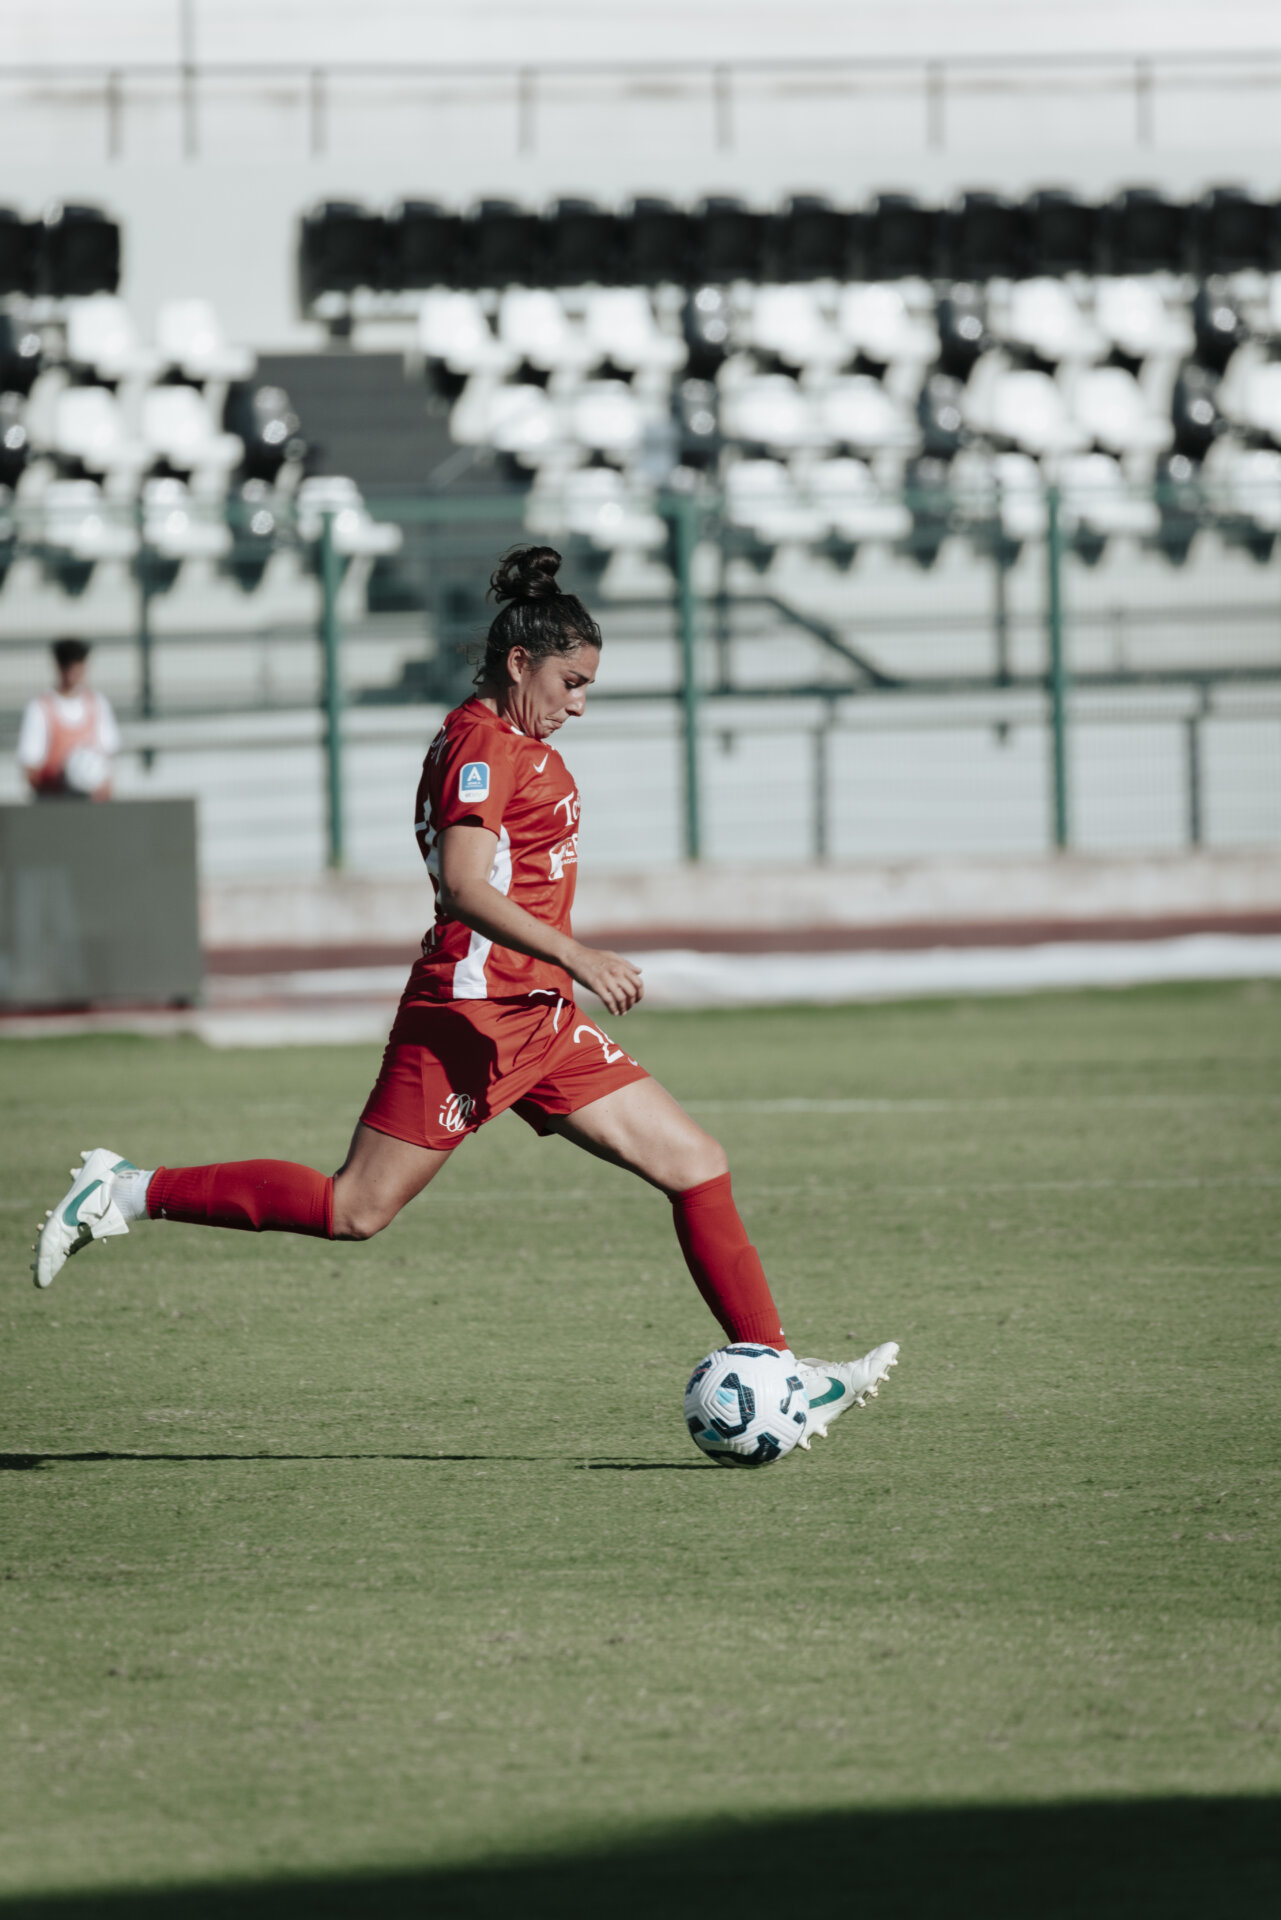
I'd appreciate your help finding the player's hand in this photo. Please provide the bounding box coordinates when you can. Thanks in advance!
[568,944,644,1016]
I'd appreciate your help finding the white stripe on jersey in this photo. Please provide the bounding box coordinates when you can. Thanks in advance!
[452,825,513,1000]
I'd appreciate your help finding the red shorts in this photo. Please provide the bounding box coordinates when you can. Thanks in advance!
[359,994,649,1152]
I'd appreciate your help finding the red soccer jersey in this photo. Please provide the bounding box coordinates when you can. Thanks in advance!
[401,697,581,1004]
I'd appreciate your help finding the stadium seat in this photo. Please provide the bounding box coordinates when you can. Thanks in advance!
[1204,442,1281,541]
[556,466,665,550]
[41,477,138,561]
[818,374,916,453]
[620,197,692,286]
[748,285,845,373]
[988,451,1049,541]
[694,197,766,284]
[936,284,988,378]
[384,200,462,290]
[1221,356,1281,443]
[808,457,912,543]
[1192,187,1270,277]
[724,458,826,546]
[683,285,734,378]
[66,295,158,382]
[545,198,621,287]
[1070,365,1172,456]
[1024,190,1097,277]
[0,206,36,297]
[863,194,936,281]
[465,199,540,289]
[141,475,233,560]
[719,373,819,452]
[1152,452,1204,563]
[51,385,146,480]
[1092,278,1193,363]
[452,380,557,465]
[1099,189,1187,277]
[567,380,645,457]
[223,383,306,482]
[837,284,938,371]
[940,191,1025,282]
[297,201,385,309]
[38,203,121,297]
[674,376,719,466]
[1171,363,1225,460]
[1192,281,1246,375]
[0,392,29,488]
[966,364,1086,457]
[765,195,850,284]
[141,385,243,483]
[584,288,685,375]
[156,300,255,383]
[1000,278,1103,365]
[917,372,967,455]
[497,289,591,374]
[295,475,403,555]
[418,292,515,376]
[1059,452,1161,539]
[0,312,41,393]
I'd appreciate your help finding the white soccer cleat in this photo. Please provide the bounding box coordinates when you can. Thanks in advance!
[795,1343,900,1448]
[31,1148,136,1290]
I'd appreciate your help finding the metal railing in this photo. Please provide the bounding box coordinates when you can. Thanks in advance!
[3,49,1281,160]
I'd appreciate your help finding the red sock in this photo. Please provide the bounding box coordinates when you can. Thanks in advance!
[148,1162,334,1238]
[671,1172,787,1348]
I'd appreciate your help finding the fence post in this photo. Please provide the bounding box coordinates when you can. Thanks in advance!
[320,513,345,869]
[1045,486,1070,849]
[672,496,703,862]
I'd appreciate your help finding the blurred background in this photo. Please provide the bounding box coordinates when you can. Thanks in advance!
[2,0,1281,1023]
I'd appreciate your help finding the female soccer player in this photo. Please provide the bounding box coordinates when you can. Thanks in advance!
[32,547,897,1447]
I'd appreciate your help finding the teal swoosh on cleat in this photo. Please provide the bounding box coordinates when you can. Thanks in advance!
[64,1181,103,1227]
[808,1375,845,1409]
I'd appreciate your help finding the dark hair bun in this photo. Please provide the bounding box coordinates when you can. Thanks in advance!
[490,545,562,604]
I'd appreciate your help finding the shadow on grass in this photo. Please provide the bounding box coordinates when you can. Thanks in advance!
[1,1798,1276,1920]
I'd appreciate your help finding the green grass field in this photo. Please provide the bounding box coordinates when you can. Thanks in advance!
[1,984,1278,1917]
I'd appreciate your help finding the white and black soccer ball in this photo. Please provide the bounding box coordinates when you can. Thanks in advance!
[683,1344,809,1468]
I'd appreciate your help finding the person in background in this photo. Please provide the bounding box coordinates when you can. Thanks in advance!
[17,637,119,801]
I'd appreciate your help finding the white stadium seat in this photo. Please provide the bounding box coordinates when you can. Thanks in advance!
[568,380,644,456]
[561,467,666,550]
[498,289,591,374]
[1223,358,1281,444]
[1093,278,1193,362]
[583,289,685,375]
[1059,453,1161,538]
[719,373,820,451]
[1204,443,1281,532]
[141,385,243,481]
[808,457,912,542]
[418,292,515,376]
[837,283,938,369]
[141,476,233,559]
[999,278,1104,365]
[1070,366,1172,456]
[724,459,827,545]
[818,374,916,453]
[296,475,403,556]
[748,286,845,372]
[65,295,159,382]
[52,385,146,478]
[156,299,255,383]
[41,477,139,560]
[973,367,1087,457]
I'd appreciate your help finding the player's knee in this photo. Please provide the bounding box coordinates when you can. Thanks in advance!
[331,1198,391,1241]
[687,1131,729,1186]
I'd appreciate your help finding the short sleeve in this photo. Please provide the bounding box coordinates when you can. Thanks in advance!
[16,698,48,770]
[431,723,517,837]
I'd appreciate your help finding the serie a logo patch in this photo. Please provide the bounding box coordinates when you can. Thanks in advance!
[459,761,490,801]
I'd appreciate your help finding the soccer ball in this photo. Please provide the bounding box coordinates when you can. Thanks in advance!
[683,1344,809,1468]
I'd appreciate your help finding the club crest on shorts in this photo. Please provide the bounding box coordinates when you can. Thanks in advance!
[459,761,490,802]
[439,1092,477,1134]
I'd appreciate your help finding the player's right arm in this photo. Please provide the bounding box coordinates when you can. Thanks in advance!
[437,823,643,1016]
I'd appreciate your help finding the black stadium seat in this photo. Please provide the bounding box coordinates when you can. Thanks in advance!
[38,204,120,297]
[765,195,849,283]
[620,197,692,286]
[694,197,766,283]
[298,201,385,308]
[545,198,620,286]
[1099,189,1187,276]
[465,199,539,289]
[0,312,41,393]
[941,192,1025,282]
[1024,190,1097,276]
[864,194,936,281]
[384,201,461,291]
[1192,187,1270,277]
[0,208,36,297]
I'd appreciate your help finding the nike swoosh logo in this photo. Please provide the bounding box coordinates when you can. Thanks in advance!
[64,1180,102,1227]
[533,755,548,772]
[807,1375,846,1409]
